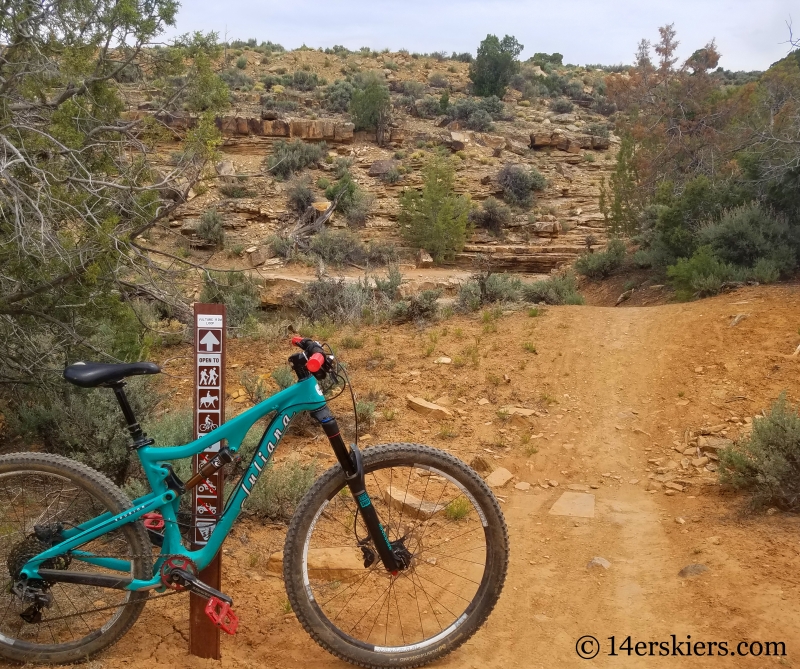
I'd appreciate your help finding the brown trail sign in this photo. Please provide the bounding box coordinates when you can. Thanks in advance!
[191,304,226,658]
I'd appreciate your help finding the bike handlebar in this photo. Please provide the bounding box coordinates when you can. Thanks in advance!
[290,337,333,378]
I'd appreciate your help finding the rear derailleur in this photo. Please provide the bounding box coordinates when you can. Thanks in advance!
[11,581,53,624]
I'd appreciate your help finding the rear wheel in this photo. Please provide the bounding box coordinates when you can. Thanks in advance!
[0,452,152,664]
[283,443,509,668]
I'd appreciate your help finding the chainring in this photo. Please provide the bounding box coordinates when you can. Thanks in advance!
[160,556,198,590]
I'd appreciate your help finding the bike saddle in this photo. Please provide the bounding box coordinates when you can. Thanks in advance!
[63,361,161,388]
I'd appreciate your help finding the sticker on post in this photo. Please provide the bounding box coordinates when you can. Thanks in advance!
[198,366,220,387]
[197,329,222,353]
[195,520,217,545]
[198,389,220,409]
[197,315,223,328]
[198,412,219,433]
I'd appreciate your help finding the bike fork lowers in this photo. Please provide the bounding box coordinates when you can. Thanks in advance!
[311,407,402,573]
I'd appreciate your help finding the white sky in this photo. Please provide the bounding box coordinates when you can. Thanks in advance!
[169,0,797,72]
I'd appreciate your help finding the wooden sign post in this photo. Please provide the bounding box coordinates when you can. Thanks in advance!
[190,303,226,659]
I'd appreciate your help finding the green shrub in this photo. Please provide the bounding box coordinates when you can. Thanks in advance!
[373,264,403,299]
[310,230,363,265]
[199,271,261,331]
[445,497,471,521]
[236,56,247,69]
[196,209,225,248]
[751,257,781,284]
[451,52,474,63]
[9,377,158,485]
[719,393,800,510]
[632,249,653,268]
[324,79,354,112]
[428,72,449,88]
[266,234,296,259]
[666,246,744,299]
[550,98,574,113]
[400,80,426,99]
[392,289,441,323]
[469,34,523,97]
[587,122,610,138]
[364,241,399,265]
[521,273,584,305]
[245,460,317,521]
[271,365,295,390]
[446,96,506,129]
[470,197,511,234]
[697,203,797,275]
[220,68,253,90]
[497,164,543,208]
[266,139,327,179]
[381,167,402,184]
[456,281,482,312]
[316,177,330,190]
[349,76,391,134]
[399,154,472,261]
[483,273,522,302]
[463,108,493,132]
[287,176,316,213]
[332,156,354,179]
[345,190,375,226]
[219,183,252,198]
[288,70,321,91]
[296,275,380,324]
[416,95,443,118]
[575,238,626,278]
[260,94,299,112]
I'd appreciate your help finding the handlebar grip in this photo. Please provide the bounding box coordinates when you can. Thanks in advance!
[291,336,304,346]
[307,352,325,373]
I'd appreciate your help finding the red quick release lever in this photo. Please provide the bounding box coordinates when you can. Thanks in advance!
[307,352,325,373]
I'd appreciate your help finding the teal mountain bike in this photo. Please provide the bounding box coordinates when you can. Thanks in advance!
[0,338,509,668]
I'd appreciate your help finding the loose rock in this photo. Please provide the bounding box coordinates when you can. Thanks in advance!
[586,557,611,570]
[678,563,709,578]
[485,467,514,488]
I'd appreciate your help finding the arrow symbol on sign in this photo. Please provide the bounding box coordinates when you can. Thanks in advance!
[199,330,220,351]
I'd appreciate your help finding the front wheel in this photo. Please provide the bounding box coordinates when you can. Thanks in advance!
[283,443,509,669]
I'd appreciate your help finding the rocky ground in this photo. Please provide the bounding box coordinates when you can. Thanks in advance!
[77,283,800,669]
[124,48,618,301]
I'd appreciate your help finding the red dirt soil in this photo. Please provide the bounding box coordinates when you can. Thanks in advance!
[58,285,800,669]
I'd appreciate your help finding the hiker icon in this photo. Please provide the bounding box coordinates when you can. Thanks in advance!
[199,367,219,386]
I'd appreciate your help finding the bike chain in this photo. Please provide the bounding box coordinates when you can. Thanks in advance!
[21,552,193,625]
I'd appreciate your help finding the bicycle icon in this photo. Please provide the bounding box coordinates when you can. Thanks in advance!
[199,415,218,432]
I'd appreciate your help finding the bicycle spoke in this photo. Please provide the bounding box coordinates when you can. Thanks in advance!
[303,460,490,651]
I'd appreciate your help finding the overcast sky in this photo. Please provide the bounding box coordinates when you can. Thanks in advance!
[168,0,796,72]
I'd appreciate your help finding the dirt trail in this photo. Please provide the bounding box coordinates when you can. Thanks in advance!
[93,286,800,669]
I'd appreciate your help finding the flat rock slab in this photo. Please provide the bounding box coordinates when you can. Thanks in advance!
[267,548,363,580]
[406,395,453,419]
[384,485,445,520]
[499,405,537,417]
[548,492,596,518]
[485,467,513,488]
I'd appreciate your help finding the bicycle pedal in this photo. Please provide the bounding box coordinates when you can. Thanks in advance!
[205,596,239,635]
[142,512,165,531]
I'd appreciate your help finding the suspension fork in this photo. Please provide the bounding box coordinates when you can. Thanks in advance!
[310,406,401,572]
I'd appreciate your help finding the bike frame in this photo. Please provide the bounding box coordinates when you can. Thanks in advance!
[20,376,328,590]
